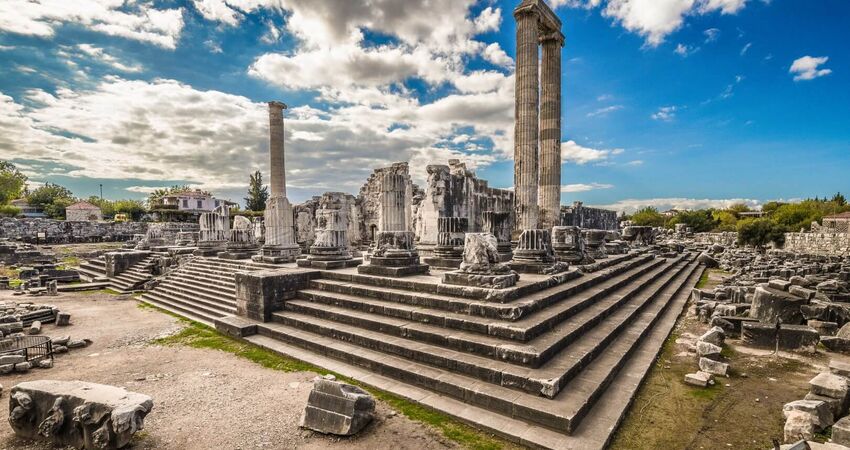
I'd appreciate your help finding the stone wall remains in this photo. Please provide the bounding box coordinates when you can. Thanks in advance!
[692,232,738,247]
[783,232,850,257]
[357,162,422,242]
[560,202,618,231]
[0,218,148,243]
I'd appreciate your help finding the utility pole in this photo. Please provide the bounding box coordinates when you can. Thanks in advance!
[99,184,103,202]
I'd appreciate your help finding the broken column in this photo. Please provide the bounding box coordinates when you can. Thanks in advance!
[482,211,513,261]
[359,173,428,276]
[442,233,519,289]
[552,226,585,264]
[298,193,362,270]
[582,229,608,260]
[300,376,374,436]
[194,205,229,256]
[510,228,567,274]
[422,217,467,270]
[8,380,153,449]
[219,216,259,260]
[256,101,301,264]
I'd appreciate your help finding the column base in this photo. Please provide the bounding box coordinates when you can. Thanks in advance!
[441,271,518,289]
[358,263,430,277]
[297,258,363,270]
[252,244,301,264]
[194,242,226,257]
[421,256,462,270]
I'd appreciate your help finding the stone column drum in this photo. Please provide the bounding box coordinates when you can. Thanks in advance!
[552,226,585,264]
[194,205,229,256]
[510,228,568,274]
[513,5,540,232]
[582,229,608,260]
[219,215,259,260]
[422,217,467,270]
[442,233,519,289]
[297,208,361,270]
[538,32,564,231]
[359,173,428,276]
[482,211,513,261]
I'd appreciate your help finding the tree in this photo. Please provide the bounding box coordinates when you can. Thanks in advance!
[727,203,752,216]
[27,182,75,219]
[0,161,28,205]
[832,192,847,206]
[113,199,146,220]
[712,210,738,232]
[737,218,786,250]
[667,209,717,233]
[244,170,269,211]
[630,207,666,227]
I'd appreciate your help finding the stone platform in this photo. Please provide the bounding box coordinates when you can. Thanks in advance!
[137,250,703,449]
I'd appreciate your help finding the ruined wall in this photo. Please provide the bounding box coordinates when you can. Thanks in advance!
[783,232,850,257]
[294,197,320,249]
[414,159,514,245]
[0,218,148,243]
[693,232,739,247]
[357,162,422,242]
[559,202,618,231]
[293,192,360,249]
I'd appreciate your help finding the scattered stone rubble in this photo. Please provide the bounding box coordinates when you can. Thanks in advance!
[777,359,850,446]
[685,325,730,386]
[300,374,375,436]
[8,380,153,449]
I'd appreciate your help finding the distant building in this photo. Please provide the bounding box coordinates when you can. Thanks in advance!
[661,209,681,218]
[823,212,850,233]
[10,199,45,218]
[738,211,767,218]
[65,201,102,221]
[154,189,236,212]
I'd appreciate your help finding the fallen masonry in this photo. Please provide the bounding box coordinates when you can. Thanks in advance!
[300,374,375,436]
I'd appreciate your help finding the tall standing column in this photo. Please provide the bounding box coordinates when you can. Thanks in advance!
[513,7,540,232]
[539,33,563,231]
[268,101,287,197]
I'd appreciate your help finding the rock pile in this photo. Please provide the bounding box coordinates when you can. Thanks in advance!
[781,359,850,446]
[685,326,730,386]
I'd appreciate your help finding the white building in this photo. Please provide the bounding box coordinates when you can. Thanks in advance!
[155,190,235,212]
[66,201,102,221]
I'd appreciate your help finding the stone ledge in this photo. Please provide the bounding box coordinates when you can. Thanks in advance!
[214,314,258,337]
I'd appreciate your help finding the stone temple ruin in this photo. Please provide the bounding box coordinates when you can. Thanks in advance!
[50,2,700,448]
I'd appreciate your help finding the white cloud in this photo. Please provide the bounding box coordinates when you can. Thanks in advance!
[71,44,143,73]
[674,43,696,57]
[473,7,502,33]
[126,186,170,194]
[790,56,832,81]
[559,0,753,46]
[593,197,762,214]
[204,39,223,53]
[651,105,677,121]
[0,0,184,49]
[561,140,624,165]
[483,42,514,68]
[260,19,281,44]
[193,0,241,26]
[587,105,624,117]
[740,42,752,56]
[626,159,644,166]
[703,27,720,43]
[561,183,614,193]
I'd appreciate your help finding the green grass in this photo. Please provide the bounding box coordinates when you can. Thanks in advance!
[695,269,711,289]
[61,255,81,267]
[74,288,121,296]
[145,304,512,450]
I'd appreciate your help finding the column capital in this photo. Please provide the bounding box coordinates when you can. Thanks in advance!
[539,30,565,47]
[268,101,288,111]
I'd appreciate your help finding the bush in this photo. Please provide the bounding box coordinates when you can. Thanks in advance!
[737,218,786,250]
[0,205,21,217]
[630,207,666,227]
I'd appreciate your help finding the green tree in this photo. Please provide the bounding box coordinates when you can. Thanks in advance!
[737,218,787,250]
[0,161,28,205]
[668,209,717,233]
[832,192,847,206]
[244,170,269,212]
[27,182,75,219]
[630,207,666,227]
[727,203,752,217]
[712,210,738,232]
[113,199,146,220]
[761,201,786,216]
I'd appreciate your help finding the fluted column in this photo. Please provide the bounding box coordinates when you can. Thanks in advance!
[513,7,540,232]
[539,33,563,231]
[268,101,287,198]
[379,173,407,232]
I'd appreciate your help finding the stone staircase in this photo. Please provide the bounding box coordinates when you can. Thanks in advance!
[247,251,701,449]
[140,257,280,324]
[76,254,157,293]
[76,256,108,282]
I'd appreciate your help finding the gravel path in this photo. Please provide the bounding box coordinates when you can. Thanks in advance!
[0,290,459,450]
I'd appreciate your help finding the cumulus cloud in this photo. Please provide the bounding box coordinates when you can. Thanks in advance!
[561,183,614,193]
[557,0,753,46]
[561,141,624,165]
[0,0,184,49]
[483,42,514,68]
[65,44,143,73]
[674,43,696,57]
[593,197,762,214]
[790,56,832,81]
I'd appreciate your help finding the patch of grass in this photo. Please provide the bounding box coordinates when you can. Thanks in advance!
[813,427,832,443]
[148,309,513,450]
[686,383,723,400]
[74,288,121,296]
[61,255,81,267]
[695,269,711,289]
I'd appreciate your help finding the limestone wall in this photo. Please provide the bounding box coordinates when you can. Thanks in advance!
[783,232,850,257]
[0,218,148,243]
[414,160,514,245]
[560,202,618,231]
[357,162,422,242]
[693,232,738,247]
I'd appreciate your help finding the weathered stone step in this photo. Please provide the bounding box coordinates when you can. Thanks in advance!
[167,272,236,293]
[182,264,245,280]
[553,257,701,433]
[143,288,235,318]
[277,256,687,388]
[140,293,218,326]
[307,253,657,321]
[257,254,700,435]
[155,280,237,309]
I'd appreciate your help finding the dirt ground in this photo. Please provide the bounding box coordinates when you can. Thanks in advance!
[610,269,827,450]
[0,290,458,450]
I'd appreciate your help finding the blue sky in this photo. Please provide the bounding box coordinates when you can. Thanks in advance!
[0,0,847,212]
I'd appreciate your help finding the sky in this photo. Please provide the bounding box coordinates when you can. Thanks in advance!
[0,0,848,213]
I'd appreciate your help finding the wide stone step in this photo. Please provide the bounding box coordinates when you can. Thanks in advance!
[307,253,657,321]
[168,271,237,290]
[181,264,248,281]
[163,274,236,297]
[139,293,218,327]
[257,254,700,435]
[143,288,235,318]
[276,256,689,385]
[155,280,237,309]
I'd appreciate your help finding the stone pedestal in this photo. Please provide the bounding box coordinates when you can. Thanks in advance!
[255,196,300,263]
[442,233,519,289]
[583,229,608,260]
[552,226,584,264]
[422,217,467,270]
[510,228,568,274]
[194,206,230,257]
[297,209,361,269]
[482,211,513,261]
[175,231,197,247]
[359,231,428,277]
[219,216,258,260]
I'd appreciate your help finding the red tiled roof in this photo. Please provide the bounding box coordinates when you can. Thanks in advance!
[825,211,850,219]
